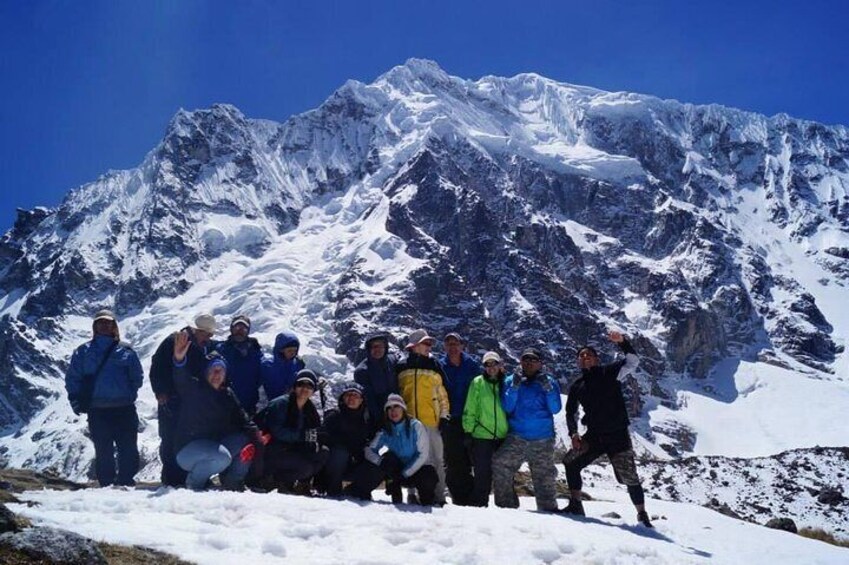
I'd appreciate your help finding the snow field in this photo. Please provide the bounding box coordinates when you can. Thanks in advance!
[12,487,849,565]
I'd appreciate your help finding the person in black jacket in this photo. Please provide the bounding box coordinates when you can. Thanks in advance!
[149,313,217,487]
[353,333,398,432]
[257,369,329,494]
[319,382,373,497]
[562,331,652,527]
[172,335,260,491]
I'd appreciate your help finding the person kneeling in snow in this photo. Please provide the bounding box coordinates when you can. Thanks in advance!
[562,331,652,528]
[172,334,260,491]
[347,394,439,506]
[319,382,374,497]
[257,369,329,495]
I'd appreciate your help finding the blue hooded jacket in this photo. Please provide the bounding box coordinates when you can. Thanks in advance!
[215,336,263,414]
[438,352,483,419]
[501,369,562,441]
[261,332,305,401]
[65,335,144,408]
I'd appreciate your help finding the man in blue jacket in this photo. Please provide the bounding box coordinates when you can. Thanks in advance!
[215,315,263,415]
[437,332,482,505]
[492,347,562,511]
[261,331,305,402]
[65,310,144,487]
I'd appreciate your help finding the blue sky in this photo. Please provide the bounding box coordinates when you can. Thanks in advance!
[1,0,847,231]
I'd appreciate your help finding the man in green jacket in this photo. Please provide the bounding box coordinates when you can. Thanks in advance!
[462,351,509,506]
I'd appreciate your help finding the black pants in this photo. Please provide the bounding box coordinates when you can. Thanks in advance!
[470,437,503,507]
[443,419,474,505]
[263,443,329,484]
[158,399,187,487]
[88,405,139,487]
[321,446,360,497]
[349,454,438,505]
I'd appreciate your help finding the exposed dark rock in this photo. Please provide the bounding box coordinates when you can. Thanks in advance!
[0,526,107,564]
[765,517,798,533]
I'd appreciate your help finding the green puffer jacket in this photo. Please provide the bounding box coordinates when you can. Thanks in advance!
[462,374,509,440]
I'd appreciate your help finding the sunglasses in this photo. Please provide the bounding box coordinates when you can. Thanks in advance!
[521,357,541,363]
[483,362,500,368]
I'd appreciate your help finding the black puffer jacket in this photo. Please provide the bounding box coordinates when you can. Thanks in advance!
[322,391,373,460]
[565,340,639,438]
[172,364,258,453]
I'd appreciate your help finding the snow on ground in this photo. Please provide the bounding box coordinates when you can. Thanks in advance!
[649,359,849,457]
[11,488,848,565]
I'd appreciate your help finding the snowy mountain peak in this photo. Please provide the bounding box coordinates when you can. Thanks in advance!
[1,61,848,485]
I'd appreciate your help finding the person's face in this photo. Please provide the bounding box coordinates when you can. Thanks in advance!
[93,319,117,337]
[484,360,501,378]
[443,338,464,357]
[295,382,315,401]
[387,405,404,423]
[206,366,226,389]
[520,356,542,376]
[368,340,386,360]
[230,323,249,342]
[343,392,363,410]
[194,329,213,347]
[280,346,298,360]
[411,341,433,356]
[577,349,599,370]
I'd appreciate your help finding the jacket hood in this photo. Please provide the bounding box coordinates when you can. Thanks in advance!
[274,332,300,352]
[363,332,390,354]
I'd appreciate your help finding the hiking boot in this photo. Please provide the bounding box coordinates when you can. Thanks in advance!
[293,480,313,497]
[406,491,419,505]
[562,499,585,516]
[637,510,654,528]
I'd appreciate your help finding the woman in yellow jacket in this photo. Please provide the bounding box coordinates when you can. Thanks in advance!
[395,329,450,504]
[462,351,509,506]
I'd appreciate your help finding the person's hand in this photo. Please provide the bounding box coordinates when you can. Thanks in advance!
[571,434,583,451]
[173,330,190,363]
[69,396,82,416]
[512,374,524,388]
[302,428,318,443]
[608,330,625,343]
[439,417,450,434]
[541,377,553,393]
[258,432,272,446]
[239,443,256,463]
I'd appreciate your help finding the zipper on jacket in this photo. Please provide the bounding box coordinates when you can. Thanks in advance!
[491,380,498,439]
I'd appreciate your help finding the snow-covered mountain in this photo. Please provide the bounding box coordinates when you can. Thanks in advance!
[1,59,848,497]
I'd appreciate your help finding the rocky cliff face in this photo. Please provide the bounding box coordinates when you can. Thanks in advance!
[0,59,847,477]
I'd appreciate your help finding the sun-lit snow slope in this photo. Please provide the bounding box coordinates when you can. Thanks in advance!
[12,488,849,565]
[650,360,849,457]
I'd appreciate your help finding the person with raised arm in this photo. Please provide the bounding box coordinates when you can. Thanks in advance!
[562,330,652,528]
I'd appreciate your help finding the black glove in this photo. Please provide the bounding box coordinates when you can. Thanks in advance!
[302,428,318,443]
[439,417,451,434]
[541,377,553,393]
[69,395,82,416]
[512,374,524,388]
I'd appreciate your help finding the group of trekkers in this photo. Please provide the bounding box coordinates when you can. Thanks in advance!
[64,310,653,527]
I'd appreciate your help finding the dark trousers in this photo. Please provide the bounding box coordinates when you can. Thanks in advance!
[158,400,187,487]
[443,419,474,505]
[470,437,503,507]
[88,405,139,487]
[563,430,644,506]
[321,446,359,497]
[349,453,439,505]
[263,443,329,484]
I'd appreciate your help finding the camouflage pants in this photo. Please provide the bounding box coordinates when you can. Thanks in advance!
[492,434,558,511]
[564,441,641,490]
